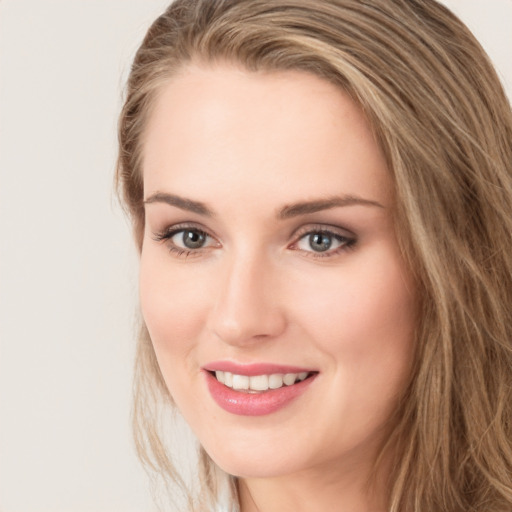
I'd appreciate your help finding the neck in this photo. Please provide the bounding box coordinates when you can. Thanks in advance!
[237,456,390,512]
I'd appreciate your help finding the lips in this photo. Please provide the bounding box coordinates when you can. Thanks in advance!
[203,362,318,416]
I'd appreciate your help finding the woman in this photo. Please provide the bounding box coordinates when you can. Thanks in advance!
[116,1,512,510]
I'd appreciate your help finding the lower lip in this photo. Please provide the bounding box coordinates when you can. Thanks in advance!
[204,371,316,416]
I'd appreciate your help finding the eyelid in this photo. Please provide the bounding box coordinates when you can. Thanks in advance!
[152,222,217,241]
[288,223,357,257]
[151,222,221,258]
[291,223,356,240]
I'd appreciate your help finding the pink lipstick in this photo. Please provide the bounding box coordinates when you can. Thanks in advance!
[203,362,317,416]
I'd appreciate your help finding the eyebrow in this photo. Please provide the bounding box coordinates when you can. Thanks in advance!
[278,195,384,219]
[144,192,214,216]
[143,192,384,218]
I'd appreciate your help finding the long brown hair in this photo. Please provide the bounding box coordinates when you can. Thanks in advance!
[116,1,512,510]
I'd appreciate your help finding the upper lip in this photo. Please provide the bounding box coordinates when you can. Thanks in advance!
[202,361,316,376]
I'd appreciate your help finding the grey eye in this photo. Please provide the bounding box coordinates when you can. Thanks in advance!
[308,233,333,252]
[295,230,350,254]
[174,229,208,249]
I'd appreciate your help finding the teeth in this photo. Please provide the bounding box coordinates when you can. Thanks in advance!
[249,375,269,391]
[283,373,297,386]
[232,374,249,390]
[214,371,310,391]
[268,374,283,389]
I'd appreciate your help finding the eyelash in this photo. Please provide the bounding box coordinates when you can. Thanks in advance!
[152,224,214,258]
[290,227,357,259]
[152,223,357,259]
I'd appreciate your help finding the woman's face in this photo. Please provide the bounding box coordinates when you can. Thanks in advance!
[140,64,417,480]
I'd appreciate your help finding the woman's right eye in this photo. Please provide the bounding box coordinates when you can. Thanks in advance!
[172,229,209,249]
[153,226,217,256]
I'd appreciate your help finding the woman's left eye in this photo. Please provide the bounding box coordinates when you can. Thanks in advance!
[294,229,356,256]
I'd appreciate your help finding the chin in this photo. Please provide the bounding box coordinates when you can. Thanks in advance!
[212,455,298,480]
[202,434,317,480]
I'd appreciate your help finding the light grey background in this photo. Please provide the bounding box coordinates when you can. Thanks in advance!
[0,1,510,511]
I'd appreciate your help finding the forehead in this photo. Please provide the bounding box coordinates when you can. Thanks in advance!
[142,64,391,209]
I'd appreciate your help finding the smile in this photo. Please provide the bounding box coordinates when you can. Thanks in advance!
[203,363,318,416]
[213,371,310,392]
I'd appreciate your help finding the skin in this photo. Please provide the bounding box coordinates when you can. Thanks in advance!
[140,64,417,512]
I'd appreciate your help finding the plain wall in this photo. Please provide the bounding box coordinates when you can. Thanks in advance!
[0,1,510,511]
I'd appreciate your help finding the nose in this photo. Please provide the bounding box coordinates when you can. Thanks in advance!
[207,251,287,347]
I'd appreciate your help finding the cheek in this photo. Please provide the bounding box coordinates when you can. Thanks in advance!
[139,252,206,361]
[138,253,214,413]
[294,257,414,346]
[290,246,416,398]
